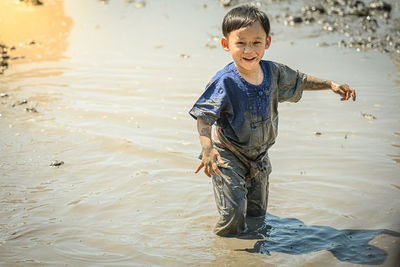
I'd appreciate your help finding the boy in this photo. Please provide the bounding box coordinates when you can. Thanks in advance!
[189,5,356,237]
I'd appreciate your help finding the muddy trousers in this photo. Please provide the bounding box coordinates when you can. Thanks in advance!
[212,146,271,237]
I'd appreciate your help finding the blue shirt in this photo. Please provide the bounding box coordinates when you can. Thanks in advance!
[189,60,306,160]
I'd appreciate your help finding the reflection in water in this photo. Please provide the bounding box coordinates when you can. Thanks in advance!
[0,0,72,66]
[240,213,400,265]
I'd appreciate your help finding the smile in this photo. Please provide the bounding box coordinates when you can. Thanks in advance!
[243,57,256,61]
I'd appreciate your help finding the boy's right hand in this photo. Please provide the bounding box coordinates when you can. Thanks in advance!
[195,148,224,177]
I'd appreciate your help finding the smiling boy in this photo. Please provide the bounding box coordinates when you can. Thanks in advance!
[189,5,355,236]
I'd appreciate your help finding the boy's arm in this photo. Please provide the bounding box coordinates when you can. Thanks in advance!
[304,75,356,101]
[195,118,224,177]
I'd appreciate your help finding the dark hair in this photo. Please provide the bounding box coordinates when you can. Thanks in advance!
[222,5,270,38]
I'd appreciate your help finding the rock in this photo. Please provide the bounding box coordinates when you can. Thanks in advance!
[285,16,303,26]
[369,1,391,13]
[50,160,64,167]
[219,0,237,8]
[302,5,326,15]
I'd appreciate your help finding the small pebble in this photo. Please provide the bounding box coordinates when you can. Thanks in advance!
[361,113,377,120]
[314,132,322,136]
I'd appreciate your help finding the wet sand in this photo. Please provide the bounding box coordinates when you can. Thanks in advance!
[1,0,400,266]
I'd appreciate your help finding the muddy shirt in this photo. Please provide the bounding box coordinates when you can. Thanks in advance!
[189,60,307,160]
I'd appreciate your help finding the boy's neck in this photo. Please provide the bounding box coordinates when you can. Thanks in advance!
[235,62,264,85]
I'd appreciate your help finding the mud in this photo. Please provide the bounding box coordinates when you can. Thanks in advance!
[0,0,399,266]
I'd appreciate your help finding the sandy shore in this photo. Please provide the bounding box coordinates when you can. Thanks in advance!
[1,0,399,266]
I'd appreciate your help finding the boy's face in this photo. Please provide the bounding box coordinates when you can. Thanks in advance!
[221,21,271,75]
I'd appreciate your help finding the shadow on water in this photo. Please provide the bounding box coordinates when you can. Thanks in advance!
[237,213,400,265]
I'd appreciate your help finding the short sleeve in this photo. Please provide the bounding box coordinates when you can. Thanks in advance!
[189,79,227,125]
[277,63,307,103]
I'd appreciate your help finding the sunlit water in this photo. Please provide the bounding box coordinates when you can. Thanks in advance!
[0,0,399,266]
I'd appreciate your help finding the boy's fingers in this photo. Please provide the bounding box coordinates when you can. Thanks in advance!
[344,91,350,100]
[217,154,225,164]
[351,88,356,101]
[195,162,204,173]
[213,162,222,176]
[204,164,211,177]
[336,88,344,96]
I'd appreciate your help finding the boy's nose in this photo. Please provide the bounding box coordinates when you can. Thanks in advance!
[244,45,253,52]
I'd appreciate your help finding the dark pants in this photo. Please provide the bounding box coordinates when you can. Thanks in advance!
[212,146,271,236]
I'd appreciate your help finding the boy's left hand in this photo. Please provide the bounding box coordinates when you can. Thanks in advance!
[331,82,356,101]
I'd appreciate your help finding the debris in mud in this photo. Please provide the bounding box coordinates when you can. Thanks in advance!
[1,43,10,75]
[12,100,28,107]
[25,107,38,113]
[274,0,399,55]
[19,0,43,6]
[361,112,377,120]
[50,160,64,167]
[0,93,9,98]
[1,41,32,74]
[314,131,322,136]
[179,54,191,59]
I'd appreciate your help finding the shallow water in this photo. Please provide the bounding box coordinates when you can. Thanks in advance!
[0,0,400,266]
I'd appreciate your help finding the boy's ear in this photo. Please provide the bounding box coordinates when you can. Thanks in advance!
[265,35,271,50]
[221,37,230,52]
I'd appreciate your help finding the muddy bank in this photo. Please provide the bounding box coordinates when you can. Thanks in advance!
[221,0,400,54]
